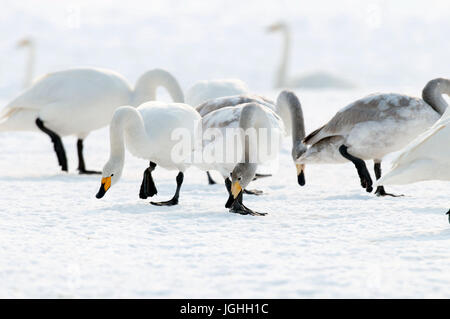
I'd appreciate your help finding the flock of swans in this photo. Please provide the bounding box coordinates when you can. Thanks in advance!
[0,64,449,218]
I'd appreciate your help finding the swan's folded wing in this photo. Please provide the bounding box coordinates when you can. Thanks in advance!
[303,99,383,145]
[377,121,450,185]
[392,116,450,167]
[303,94,423,145]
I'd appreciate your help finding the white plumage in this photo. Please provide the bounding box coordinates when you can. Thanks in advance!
[185,79,249,107]
[96,102,201,206]
[0,67,183,173]
[377,108,450,186]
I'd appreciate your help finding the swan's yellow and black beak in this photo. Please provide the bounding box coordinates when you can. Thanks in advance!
[96,176,111,199]
[231,181,242,199]
[296,164,305,186]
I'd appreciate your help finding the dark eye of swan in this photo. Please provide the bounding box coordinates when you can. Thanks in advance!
[238,177,242,181]
[111,174,114,177]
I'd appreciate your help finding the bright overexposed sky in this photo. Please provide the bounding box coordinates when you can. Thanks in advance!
[1,0,449,94]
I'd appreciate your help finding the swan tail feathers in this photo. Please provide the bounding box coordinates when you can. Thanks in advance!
[0,107,39,132]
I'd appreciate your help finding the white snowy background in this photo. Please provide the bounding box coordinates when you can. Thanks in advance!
[1,0,450,298]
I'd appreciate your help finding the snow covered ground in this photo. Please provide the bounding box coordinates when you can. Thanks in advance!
[1,0,450,298]
[1,88,450,298]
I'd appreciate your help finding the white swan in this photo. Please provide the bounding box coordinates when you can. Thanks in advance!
[0,67,184,174]
[16,37,35,89]
[95,102,201,206]
[376,107,450,220]
[198,90,306,215]
[377,106,450,185]
[297,78,450,196]
[185,79,250,107]
[267,22,354,89]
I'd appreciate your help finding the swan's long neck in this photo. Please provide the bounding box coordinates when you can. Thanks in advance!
[133,69,184,106]
[422,78,450,115]
[108,106,148,170]
[23,43,35,89]
[275,26,291,88]
[286,92,305,146]
[239,104,265,163]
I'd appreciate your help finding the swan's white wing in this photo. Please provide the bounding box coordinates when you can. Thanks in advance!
[377,117,450,185]
[1,68,132,134]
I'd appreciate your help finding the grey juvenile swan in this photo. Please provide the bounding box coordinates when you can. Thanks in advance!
[297,78,450,196]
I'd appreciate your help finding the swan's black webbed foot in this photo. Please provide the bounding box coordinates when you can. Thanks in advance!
[244,189,264,196]
[227,190,267,216]
[150,198,179,206]
[139,162,157,199]
[446,210,450,224]
[229,199,267,216]
[150,171,183,207]
[206,171,217,185]
[375,186,404,197]
[339,145,373,193]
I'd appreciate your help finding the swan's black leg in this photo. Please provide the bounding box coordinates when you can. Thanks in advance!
[35,118,68,172]
[373,162,403,197]
[139,162,157,199]
[206,171,217,185]
[76,139,101,174]
[151,171,183,206]
[446,210,450,224]
[339,145,373,192]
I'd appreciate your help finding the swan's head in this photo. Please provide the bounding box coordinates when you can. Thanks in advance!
[16,38,33,49]
[230,163,258,200]
[266,22,287,33]
[95,159,123,199]
[292,142,307,186]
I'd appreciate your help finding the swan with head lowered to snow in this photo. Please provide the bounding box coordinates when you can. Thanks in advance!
[267,22,354,90]
[185,79,250,107]
[198,90,306,215]
[297,78,450,196]
[95,102,201,206]
[0,67,184,174]
[195,92,299,184]
[376,106,450,220]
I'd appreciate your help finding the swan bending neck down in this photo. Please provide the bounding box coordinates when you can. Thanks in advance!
[133,69,184,106]
[298,78,450,196]
[0,67,184,174]
[199,90,307,215]
[96,102,201,206]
